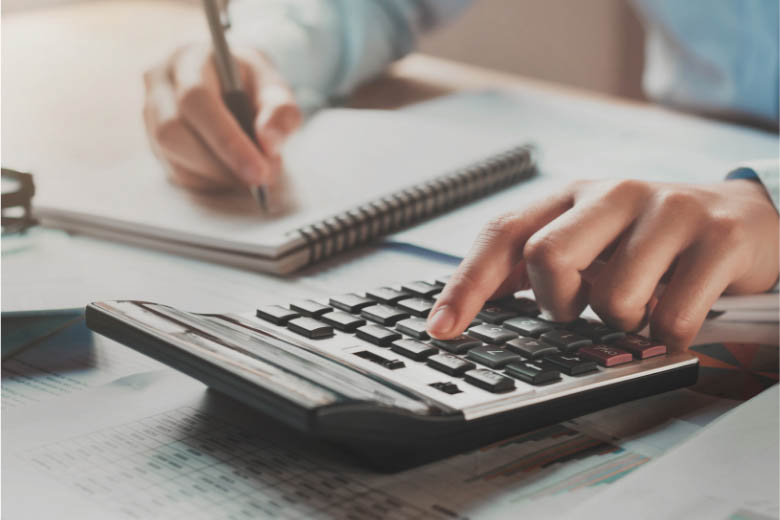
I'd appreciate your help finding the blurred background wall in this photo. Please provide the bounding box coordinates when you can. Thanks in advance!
[419,0,647,100]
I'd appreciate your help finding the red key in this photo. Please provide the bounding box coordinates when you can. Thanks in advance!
[578,344,633,367]
[613,335,667,359]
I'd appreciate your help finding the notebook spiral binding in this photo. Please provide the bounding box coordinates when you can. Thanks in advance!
[295,144,536,266]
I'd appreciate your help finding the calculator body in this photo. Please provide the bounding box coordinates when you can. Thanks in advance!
[86,289,698,471]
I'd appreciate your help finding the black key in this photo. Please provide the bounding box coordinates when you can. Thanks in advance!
[506,297,540,316]
[361,304,409,326]
[466,345,523,369]
[427,354,476,376]
[391,339,437,361]
[395,317,430,340]
[289,299,332,317]
[366,287,412,304]
[430,334,482,354]
[397,297,435,317]
[402,281,440,297]
[286,317,334,339]
[429,381,461,394]
[464,369,516,393]
[256,305,300,325]
[329,293,375,313]
[505,361,561,385]
[540,330,593,353]
[468,324,519,345]
[543,354,597,376]
[434,275,451,286]
[505,337,559,359]
[571,321,626,343]
[320,311,366,332]
[354,350,405,370]
[355,324,402,347]
[503,317,554,337]
[476,304,517,324]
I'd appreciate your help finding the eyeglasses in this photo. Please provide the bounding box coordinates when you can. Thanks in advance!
[2,168,36,235]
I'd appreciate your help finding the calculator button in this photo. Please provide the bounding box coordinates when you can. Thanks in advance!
[430,334,482,354]
[256,305,300,325]
[543,354,598,375]
[396,297,435,317]
[571,321,626,343]
[401,281,440,297]
[578,344,634,367]
[361,304,409,326]
[395,317,430,340]
[429,381,461,394]
[427,354,476,376]
[366,287,412,304]
[466,346,523,369]
[320,312,366,332]
[391,339,437,361]
[289,299,332,317]
[286,317,334,339]
[434,275,451,286]
[613,335,667,359]
[505,361,561,385]
[503,317,554,337]
[468,324,519,345]
[540,330,593,353]
[505,337,559,359]
[477,304,517,324]
[506,297,540,316]
[354,350,405,370]
[464,369,515,393]
[355,324,402,347]
[329,293,375,313]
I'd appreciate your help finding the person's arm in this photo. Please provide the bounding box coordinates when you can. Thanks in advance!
[727,159,780,211]
[426,179,780,351]
[143,0,469,192]
[229,0,470,115]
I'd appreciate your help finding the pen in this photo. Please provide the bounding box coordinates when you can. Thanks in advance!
[202,0,269,211]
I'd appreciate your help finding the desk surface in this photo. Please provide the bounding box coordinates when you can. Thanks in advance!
[2,2,778,520]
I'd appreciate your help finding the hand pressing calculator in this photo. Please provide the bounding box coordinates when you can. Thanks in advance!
[86,276,698,471]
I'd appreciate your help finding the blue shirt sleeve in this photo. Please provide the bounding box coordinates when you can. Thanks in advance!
[228,0,469,114]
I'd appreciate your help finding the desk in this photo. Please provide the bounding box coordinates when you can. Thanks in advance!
[2,2,778,519]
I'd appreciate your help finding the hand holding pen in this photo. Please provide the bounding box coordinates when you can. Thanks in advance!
[142,2,301,202]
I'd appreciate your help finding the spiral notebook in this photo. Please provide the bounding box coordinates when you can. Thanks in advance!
[33,108,536,274]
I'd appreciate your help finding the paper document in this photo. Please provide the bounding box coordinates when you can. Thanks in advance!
[2,319,164,409]
[560,385,780,520]
[3,369,741,519]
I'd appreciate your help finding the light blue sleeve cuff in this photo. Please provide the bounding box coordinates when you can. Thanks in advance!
[726,159,780,212]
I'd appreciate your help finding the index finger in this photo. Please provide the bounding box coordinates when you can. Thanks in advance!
[172,50,271,187]
[427,192,573,339]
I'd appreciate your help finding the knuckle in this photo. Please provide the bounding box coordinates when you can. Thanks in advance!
[602,178,648,200]
[177,85,214,116]
[590,287,642,328]
[523,233,569,274]
[652,308,698,345]
[153,119,184,147]
[652,189,702,217]
[482,213,522,241]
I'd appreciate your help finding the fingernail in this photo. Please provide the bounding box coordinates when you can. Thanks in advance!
[427,305,456,337]
[240,164,265,187]
[262,127,284,157]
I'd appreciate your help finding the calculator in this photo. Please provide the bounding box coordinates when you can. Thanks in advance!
[86,276,699,471]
